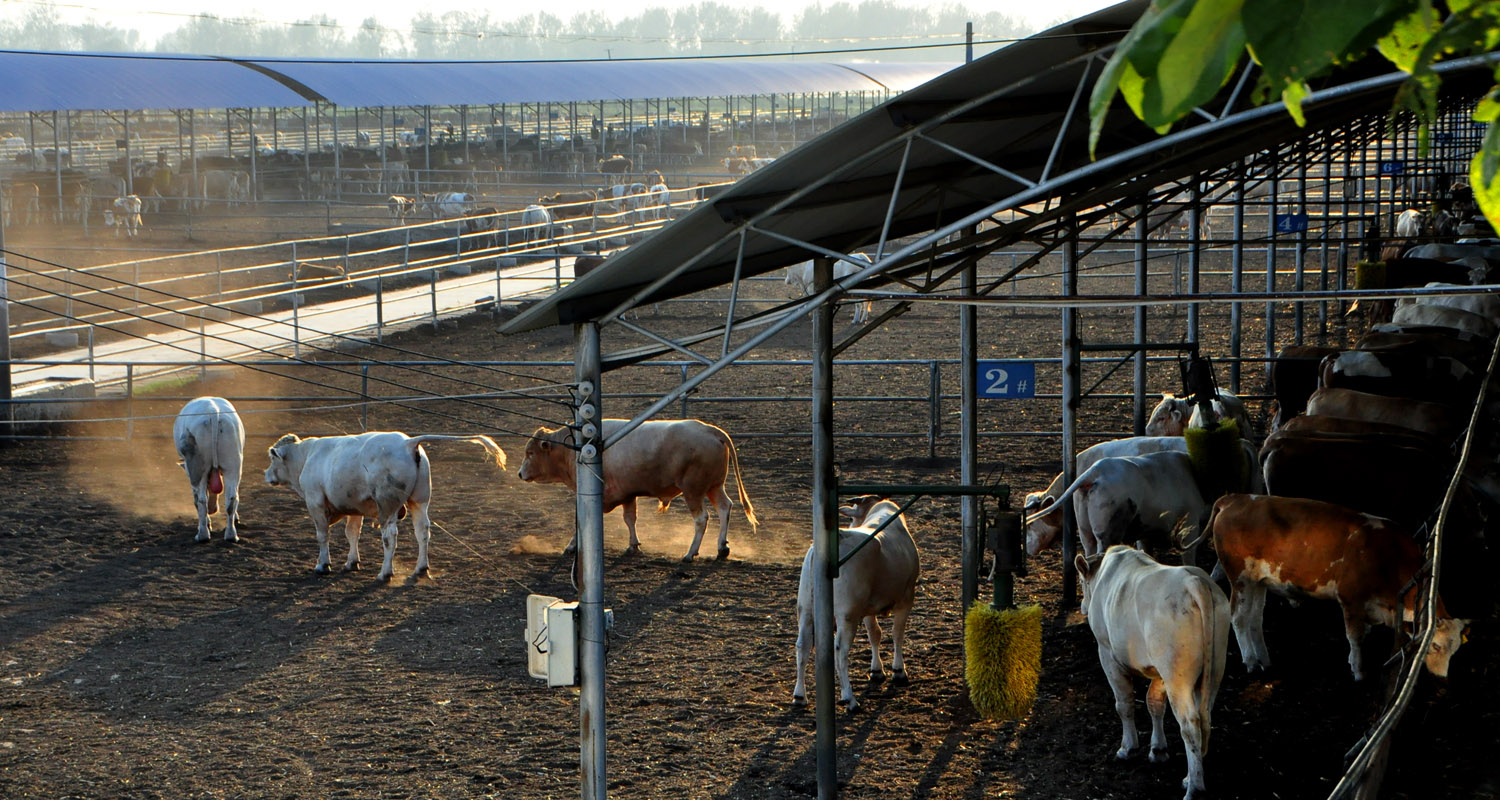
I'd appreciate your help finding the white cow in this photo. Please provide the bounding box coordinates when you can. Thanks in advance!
[1024,450,1210,562]
[603,182,649,219]
[646,181,671,221]
[519,204,554,243]
[1025,436,1190,554]
[1395,282,1500,325]
[792,495,921,711]
[785,252,876,324]
[1144,390,1254,440]
[424,191,474,219]
[173,396,245,543]
[1395,208,1426,239]
[1075,546,1229,800]
[112,195,143,238]
[1391,302,1498,338]
[264,431,506,581]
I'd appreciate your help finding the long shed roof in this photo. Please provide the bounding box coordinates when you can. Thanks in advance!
[0,48,951,112]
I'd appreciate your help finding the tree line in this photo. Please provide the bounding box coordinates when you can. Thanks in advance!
[0,1,1039,62]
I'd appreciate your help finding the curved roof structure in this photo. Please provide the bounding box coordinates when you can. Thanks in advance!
[0,48,951,112]
[500,0,1499,336]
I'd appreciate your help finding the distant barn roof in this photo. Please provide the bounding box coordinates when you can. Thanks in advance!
[0,49,952,112]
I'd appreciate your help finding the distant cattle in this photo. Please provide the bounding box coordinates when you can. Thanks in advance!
[423,191,474,219]
[793,495,921,712]
[785,253,876,324]
[4,181,39,225]
[518,419,757,561]
[111,195,143,237]
[518,204,553,243]
[1206,494,1466,681]
[264,431,506,581]
[173,397,245,543]
[598,154,633,183]
[1075,545,1229,800]
[538,190,597,220]
[387,194,416,224]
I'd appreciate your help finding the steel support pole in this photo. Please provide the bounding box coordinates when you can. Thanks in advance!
[574,322,607,800]
[1294,143,1308,344]
[0,222,11,435]
[960,237,979,615]
[1188,176,1202,343]
[1060,215,1081,607]
[1230,168,1246,393]
[1265,157,1280,380]
[811,256,838,800]
[1134,200,1148,433]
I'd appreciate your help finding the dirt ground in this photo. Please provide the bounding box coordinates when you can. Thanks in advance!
[3,220,1500,800]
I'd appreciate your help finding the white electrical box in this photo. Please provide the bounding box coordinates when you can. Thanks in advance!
[525,594,613,687]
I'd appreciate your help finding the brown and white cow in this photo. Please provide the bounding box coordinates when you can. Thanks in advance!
[518,419,757,561]
[1205,494,1466,681]
[1303,386,1461,438]
[387,194,416,224]
[1075,546,1228,800]
[264,431,506,581]
[792,495,920,711]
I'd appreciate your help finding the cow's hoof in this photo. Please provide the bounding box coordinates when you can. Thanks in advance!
[716,546,730,561]
[867,671,887,684]
[1150,747,1169,763]
[223,533,239,544]
[680,553,697,563]
[792,694,807,708]
[623,544,641,557]
[1115,747,1133,760]
[314,564,331,575]
[195,533,210,543]
[343,562,360,573]
[891,670,910,686]
[378,572,394,583]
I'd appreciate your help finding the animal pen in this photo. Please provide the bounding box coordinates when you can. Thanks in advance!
[1,2,1497,799]
[501,1,1500,798]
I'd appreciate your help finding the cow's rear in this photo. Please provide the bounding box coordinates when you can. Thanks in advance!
[173,396,245,543]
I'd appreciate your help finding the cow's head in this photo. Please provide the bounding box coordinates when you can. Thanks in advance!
[518,426,574,485]
[838,495,886,527]
[1424,614,1469,679]
[1072,550,1107,611]
[1144,393,1185,436]
[264,433,303,488]
[1023,490,1064,556]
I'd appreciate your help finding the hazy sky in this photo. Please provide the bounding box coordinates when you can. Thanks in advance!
[4,0,1123,45]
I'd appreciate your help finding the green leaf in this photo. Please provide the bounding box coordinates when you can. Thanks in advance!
[1281,80,1311,126]
[1474,89,1500,123]
[1087,0,1185,158]
[1245,0,1415,84]
[1469,119,1500,235]
[1377,0,1440,72]
[1136,0,1247,129]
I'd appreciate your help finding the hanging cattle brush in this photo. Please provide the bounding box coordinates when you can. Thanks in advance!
[965,509,1042,721]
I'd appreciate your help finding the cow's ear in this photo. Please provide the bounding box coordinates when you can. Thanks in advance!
[1073,553,1091,579]
[539,439,551,452]
[1171,407,1183,423]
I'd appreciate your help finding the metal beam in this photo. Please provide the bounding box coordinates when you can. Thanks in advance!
[573,323,606,800]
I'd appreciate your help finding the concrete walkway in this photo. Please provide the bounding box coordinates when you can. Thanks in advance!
[11,256,581,397]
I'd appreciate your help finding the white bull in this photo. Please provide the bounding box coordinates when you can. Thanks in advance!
[173,396,245,543]
[792,495,921,711]
[264,431,506,581]
[1024,450,1210,563]
[785,252,875,324]
[1076,546,1229,800]
[1144,390,1253,440]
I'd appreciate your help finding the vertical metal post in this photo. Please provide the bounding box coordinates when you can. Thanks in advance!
[927,361,940,459]
[1134,199,1148,434]
[1294,142,1308,345]
[360,364,370,431]
[375,275,384,343]
[811,256,838,800]
[1230,166,1246,393]
[961,249,979,615]
[1265,153,1280,379]
[1188,176,1202,343]
[430,268,439,333]
[1319,134,1332,334]
[124,364,134,441]
[332,106,342,202]
[1060,214,1081,607]
[291,252,300,358]
[0,226,10,435]
[573,322,606,800]
[680,364,690,419]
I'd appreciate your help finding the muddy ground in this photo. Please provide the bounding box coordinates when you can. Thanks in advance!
[2,219,1499,800]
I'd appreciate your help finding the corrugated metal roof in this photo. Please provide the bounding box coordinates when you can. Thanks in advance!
[239,58,951,108]
[498,0,1496,336]
[0,50,316,112]
[0,49,949,112]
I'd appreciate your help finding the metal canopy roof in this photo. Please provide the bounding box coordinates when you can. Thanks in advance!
[243,58,950,107]
[0,50,316,112]
[0,49,949,113]
[498,0,1497,336]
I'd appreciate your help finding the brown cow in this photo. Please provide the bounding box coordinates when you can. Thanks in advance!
[1268,345,1341,431]
[1260,430,1450,530]
[1205,494,1466,681]
[1303,387,1461,438]
[518,418,757,561]
[538,190,597,220]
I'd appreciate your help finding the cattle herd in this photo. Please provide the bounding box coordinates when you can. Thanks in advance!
[1018,233,1500,796]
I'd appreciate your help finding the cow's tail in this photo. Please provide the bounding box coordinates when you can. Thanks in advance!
[404,434,508,470]
[715,427,759,531]
[1022,462,1100,526]
[1177,496,1223,554]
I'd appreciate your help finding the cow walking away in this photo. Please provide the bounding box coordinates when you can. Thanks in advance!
[518,418,757,561]
[387,194,416,224]
[111,195,143,238]
[264,431,506,581]
[792,495,920,711]
[1076,545,1229,800]
[173,396,245,543]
